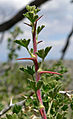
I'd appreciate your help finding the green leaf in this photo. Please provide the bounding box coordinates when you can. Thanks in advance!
[37,25,45,34]
[36,49,44,59]
[26,5,40,14]
[0,103,4,111]
[27,66,35,75]
[44,46,52,58]
[28,79,36,90]
[6,113,18,119]
[34,8,40,14]
[70,101,73,110]
[36,46,52,60]
[27,12,34,21]
[36,80,43,90]
[61,105,68,111]
[8,38,11,42]
[13,104,22,114]
[24,5,39,23]
[6,114,12,119]
[20,66,35,75]
[14,39,30,48]
[26,5,36,12]
[33,15,38,22]
[24,12,38,23]
[56,113,62,119]
[30,48,33,53]
[20,67,25,72]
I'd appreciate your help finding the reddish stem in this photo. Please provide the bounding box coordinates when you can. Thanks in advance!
[33,22,37,57]
[36,15,43,22]
[38,40,43,44]
[32,21,47,119]
[24,22,32,27]
[16,57,38,71]
[39,71,61,75]
[16,57,35,61]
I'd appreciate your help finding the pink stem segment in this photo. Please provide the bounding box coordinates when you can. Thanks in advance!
[33,22,37,57]
[32,21,47,119]
[37,40,43,44]
[16,57,35,61]
[36,15,43,22]
[39,71,61,75]
[16,57,38,71]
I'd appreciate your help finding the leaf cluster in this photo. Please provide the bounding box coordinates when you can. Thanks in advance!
[36,46,52,60]
[14,39,30,49]
[23,5,40,23]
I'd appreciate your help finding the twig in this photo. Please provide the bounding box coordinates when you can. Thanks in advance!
[0,92,34,117]
[59,90,73,99]
[0,100,25,116]
[60,27,73,60]
[0,0,51,32]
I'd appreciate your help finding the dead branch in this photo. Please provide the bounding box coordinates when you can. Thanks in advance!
[0,92,34,117]
[61,27,73,59]
[0,100,25,116]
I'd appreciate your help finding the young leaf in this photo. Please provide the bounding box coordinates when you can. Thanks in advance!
[37,25,45,34]
[36,46,52,60]
[34,8,40,14]
[14,39,30,48]
[23,5,40,23]
[36,49,44,59]
[24,12,38,23]
[26,5,36,12]
[44,46,52,58]
[33,15,38,22]
[26,5,40,13]
[25,12,34,22]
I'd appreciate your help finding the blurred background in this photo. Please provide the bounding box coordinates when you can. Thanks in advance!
[0,0,73,62]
